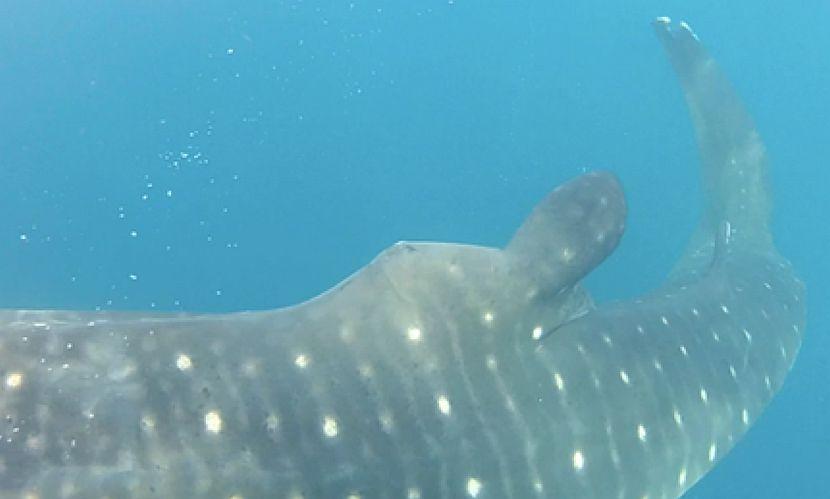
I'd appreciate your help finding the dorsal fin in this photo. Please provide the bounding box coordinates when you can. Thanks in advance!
[505,171,627,296]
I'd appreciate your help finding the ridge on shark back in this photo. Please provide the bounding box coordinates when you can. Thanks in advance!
[0,18,804,499]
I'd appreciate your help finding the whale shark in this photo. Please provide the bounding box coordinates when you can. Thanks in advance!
[0,18,804,499]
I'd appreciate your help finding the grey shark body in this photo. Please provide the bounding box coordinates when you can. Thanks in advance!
[0,19,804,499]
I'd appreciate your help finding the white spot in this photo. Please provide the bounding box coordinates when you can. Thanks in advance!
[437,395,452,415]
[636,325,645,335]
[175,354,193,371]
[294,354,309,369]
[678,467,688,486]
[661,316,669,326]
[533,481,543,492]
[407,488,421,499]
[407,327,422,343]
[699,388,709,403]
[712,330,721,342]
[485,355,497,370]
[729,365,737,378]
[379,411,394,433]
[323,415,339,437]
[339,326,354,343]
[602,334,613,346]
[265,414,280,433]
[141,413,156,430]
[466,477,482,497]
[204,410,223,434]
[5,372,23,389]
[708,443,717,462]
[448,262,463,276]
[763,282,772,290]
[637,424,647,442]
[673,408,683,427]
[720,305,730,314]
[358,364,374,379]
[553,372,565,392]
[561,247,575,262]
[765,375,772,390]
[619,370,630,384]
[482,312,494,324]
[610,446,621,466]
[531,326,544,340]
[679,345,688,356]
[653,359,663,371]
[742,409,750,425]
[240,358,260,378]
[572,450,585,471]
[743,328,753,343]
[691,308,700,317]
[655,16,671,24]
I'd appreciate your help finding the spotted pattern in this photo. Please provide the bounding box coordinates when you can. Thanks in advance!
[0,212,804,499]
[0,16,806,499]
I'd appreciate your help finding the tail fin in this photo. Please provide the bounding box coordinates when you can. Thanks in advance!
[653,18,774,276]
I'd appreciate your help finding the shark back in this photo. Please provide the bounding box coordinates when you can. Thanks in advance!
[0,18,804,499]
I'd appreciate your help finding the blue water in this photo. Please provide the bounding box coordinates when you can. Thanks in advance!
[1,1,827,496]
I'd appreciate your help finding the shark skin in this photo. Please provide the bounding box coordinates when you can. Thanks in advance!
[0,174,626,499]
[0,18,804,499]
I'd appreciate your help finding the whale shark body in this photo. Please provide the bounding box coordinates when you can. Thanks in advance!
[0,19,804,499]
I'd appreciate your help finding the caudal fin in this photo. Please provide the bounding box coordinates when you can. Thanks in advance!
[653,18,774,276]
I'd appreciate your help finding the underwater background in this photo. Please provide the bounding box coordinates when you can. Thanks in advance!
[1,1,827,497]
